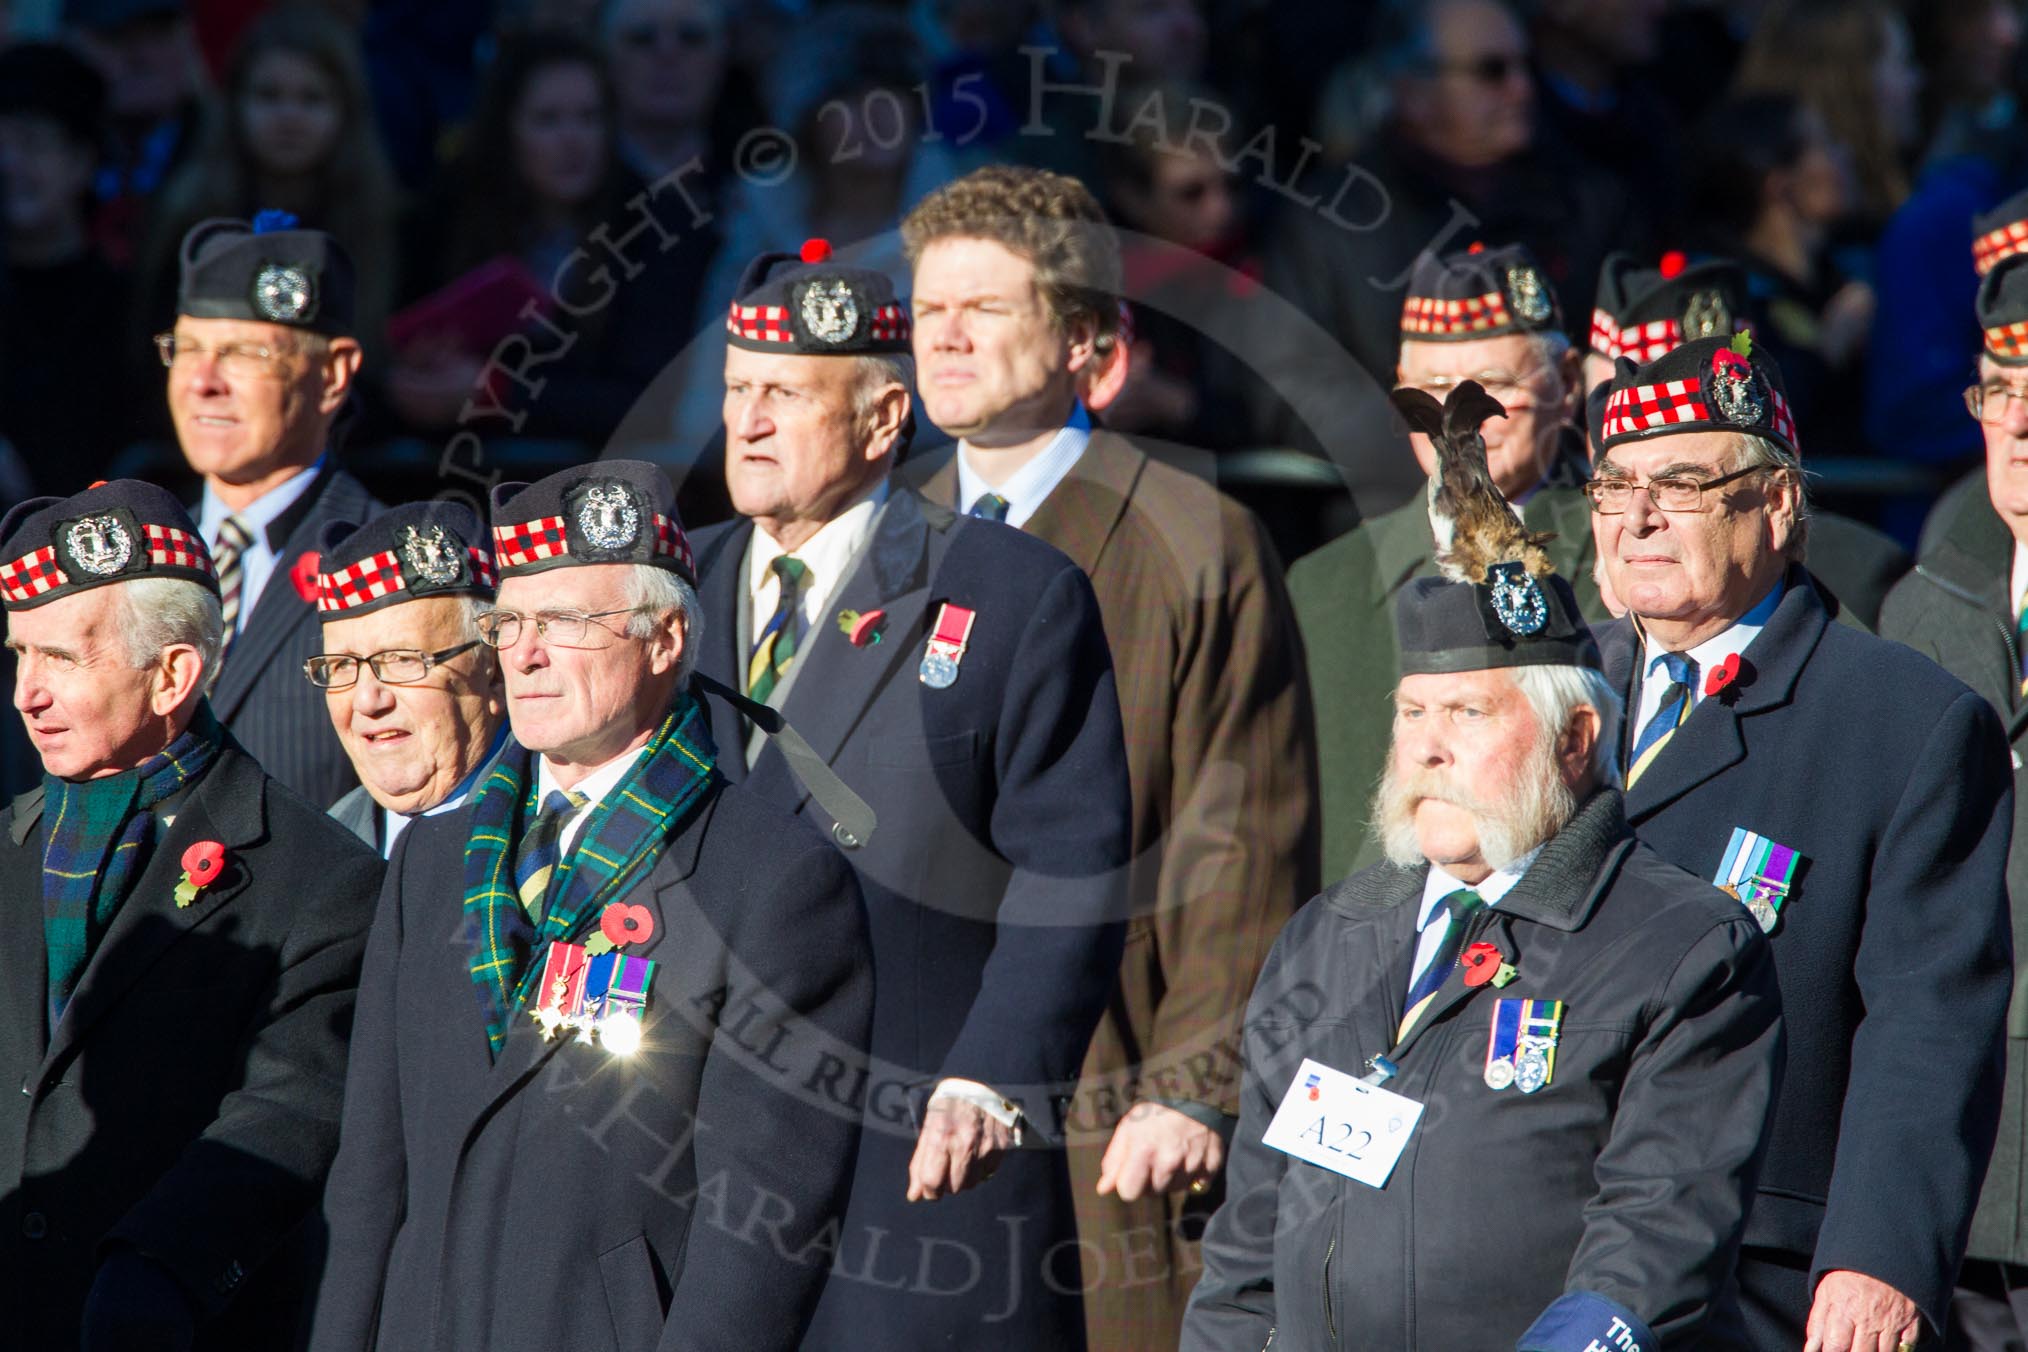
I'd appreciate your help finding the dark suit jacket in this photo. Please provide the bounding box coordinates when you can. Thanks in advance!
[1601,573,2013,1332]
[1879,471,2028,1265]
[1290,478,1606,882]
[210,467,381,810]
[917,434,1320,1350]
[1184,791,1783,1351]
[0,739,382,1349]
[690,487,1133,1351]
[1804,511,1910,631]
[309,754,874,1352]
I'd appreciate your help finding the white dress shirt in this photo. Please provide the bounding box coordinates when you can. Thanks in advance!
[1631,580,1784,737]
[748,478,889,645]
[1408,849,1542,992]
[2010,540,2028,620]
[955,403,1092,528]
[198,456,324,639]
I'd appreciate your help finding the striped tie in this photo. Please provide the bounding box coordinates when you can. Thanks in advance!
[746,555,810,703]
[1626,651,1696,787]
[1399,887,1484,1040]
[213,515,253,656]
[514,789,587,922]
[969,493,1010,523]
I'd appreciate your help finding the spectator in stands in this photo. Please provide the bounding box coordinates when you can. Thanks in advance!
[392,28,692,459]
[1530,0,1684,230]
[0,43,126,493]
[1734,0,1921,234]
[1054,0,1207,83]
[140,4,398,358]
[602,0,731,184]
[1684,92,1873,452]
[1252,0,1640,516]
[65,0,206,269]
[1911,0,2023,168]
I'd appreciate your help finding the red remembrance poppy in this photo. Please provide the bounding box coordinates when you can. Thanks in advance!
[289,551,321,604]
[600,902,655,948]
[181,840,226,887]
[1461,942,1504,988]
[1706,652,1743,697]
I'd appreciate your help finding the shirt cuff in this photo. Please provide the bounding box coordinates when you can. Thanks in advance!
[929,1078,1025,1142]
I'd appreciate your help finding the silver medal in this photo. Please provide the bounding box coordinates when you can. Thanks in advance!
[1515,1045,1550,1094]
[1484,1057,1516,1091]
[919,649,958,689]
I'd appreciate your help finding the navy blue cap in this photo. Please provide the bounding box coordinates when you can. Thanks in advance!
[726,238,911,355]
[317,503,495,619]
[0,480,216,610]
[178,211,357,337]
[490,460,695,585]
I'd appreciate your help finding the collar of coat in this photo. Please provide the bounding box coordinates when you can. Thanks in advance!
[1599,564,1827,720]
[1327,787,1632,933]
[1912,468,2014,615]
[8,738,266,851]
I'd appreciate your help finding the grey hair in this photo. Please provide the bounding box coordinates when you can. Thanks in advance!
[853,353,915,417]
[620,564,706,688]
[1509,663,1622,789]
[116,579,224,698]
[1728,431,1810,559]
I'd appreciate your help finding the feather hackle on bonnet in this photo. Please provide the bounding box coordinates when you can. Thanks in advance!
[1391,379,1556,585]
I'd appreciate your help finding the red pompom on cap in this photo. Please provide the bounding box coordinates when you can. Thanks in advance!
[1659,250,1688,279]
[1467,241,1485,254]
[800,238,832,264]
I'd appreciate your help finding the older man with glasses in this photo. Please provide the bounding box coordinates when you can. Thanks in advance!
[1881,251,2028,1351]
[1291,242,1608,882]
[309,460,874,1352]
[1590,333,2012,1352]
[307,503,507,857]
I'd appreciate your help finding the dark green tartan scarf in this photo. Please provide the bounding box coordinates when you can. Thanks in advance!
[42,703,224,1020]
[463,691,720,1058]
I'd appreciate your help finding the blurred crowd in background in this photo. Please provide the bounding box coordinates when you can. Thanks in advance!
[0,0,2017,558]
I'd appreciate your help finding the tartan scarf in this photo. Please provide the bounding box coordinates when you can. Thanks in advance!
[462,691,720,1058]
[42,704,224,1020]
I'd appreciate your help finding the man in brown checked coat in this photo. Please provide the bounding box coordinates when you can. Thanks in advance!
[904,165,1320,1350]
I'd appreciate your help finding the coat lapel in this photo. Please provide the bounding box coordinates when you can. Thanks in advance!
[1607,572,1827,823]
[749,490,941,810]
[210,468,366,717]
[39,748,268,1078]
[692,520,756,781]
[0,788,50,1053]
[1021,432,1142,574]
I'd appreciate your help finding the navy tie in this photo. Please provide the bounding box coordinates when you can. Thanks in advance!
[969,493,1010,523]
[1627,651,1696,786]
[1400,887,1485,1038]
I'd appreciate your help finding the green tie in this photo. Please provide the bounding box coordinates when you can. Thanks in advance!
[746,555,810,703]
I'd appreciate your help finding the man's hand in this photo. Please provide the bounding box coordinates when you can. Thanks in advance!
[1803,1269,1921,1352]
[906,1097,1016,1202]
[1095,1101,1225,1202]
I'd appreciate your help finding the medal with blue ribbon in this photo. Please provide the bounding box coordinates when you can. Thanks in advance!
[1485,998,1522,1089]
[1712,827,1802,933]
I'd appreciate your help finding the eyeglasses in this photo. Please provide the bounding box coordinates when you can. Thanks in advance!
[1400,370,1546,412]
[615,19,716,52]
[154,332,293,378]
[1964,381,2028,423]
[476,607,645,650]
[1437,53,1529,86]
[304,640,483,690]
[1583,465,1765,514]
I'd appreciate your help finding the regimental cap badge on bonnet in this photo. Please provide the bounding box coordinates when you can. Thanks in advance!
[1974,189,2028,276]
[1388,380,1599,673]
[316,502,496,618]
[177,210,357,336]
[1978,253,2028,364]
[1590,249,1746,362]
[726,238,911,354]
[489,460,696,584]
[1598,331,1799,454]
[1401,241,1563,342]
[0,480,217,610]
